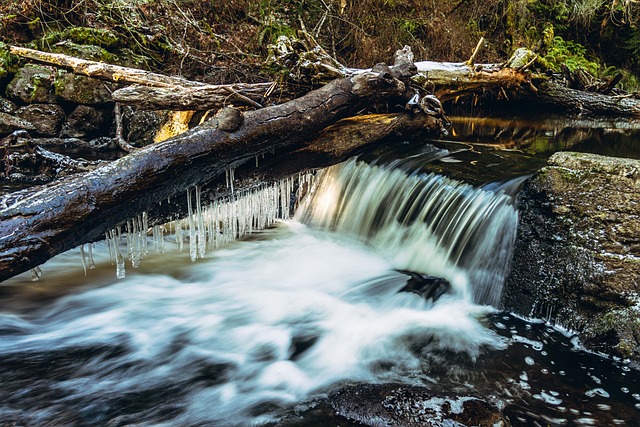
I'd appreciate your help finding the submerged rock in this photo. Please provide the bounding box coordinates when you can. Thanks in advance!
[397,270,451,302]
[330,384,508,427]
[503,151,640,362]
[274,383,509,426]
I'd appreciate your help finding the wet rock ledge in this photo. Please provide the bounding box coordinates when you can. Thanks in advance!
[503,151,640,363]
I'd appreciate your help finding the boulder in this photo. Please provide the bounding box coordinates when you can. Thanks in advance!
[0,112,35,135]
[5,64,56,104]
[62,105,111,138]
[0,96,17,114]
[54,70,113,104]
[15,104,65,136]
[503,151,640,362]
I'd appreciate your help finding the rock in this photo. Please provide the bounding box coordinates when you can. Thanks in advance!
[328,383,508,427]
[54,70,113,104]
[123,107,167,147]
[505,47,536,69]
[16,104,65,136]
[0,96,17,114]
[5,64,56,104]
[503,151,640,362]
[397,270,451,302]
[51,41,119,63]
[0,112,35,135]
[62,105,111,138]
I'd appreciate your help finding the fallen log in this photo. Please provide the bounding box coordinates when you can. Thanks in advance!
[8,46,272,110]
[518,81,640,118]
[0,59,435,283]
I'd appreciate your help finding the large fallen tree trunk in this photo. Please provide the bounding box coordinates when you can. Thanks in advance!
[0,59,433,282]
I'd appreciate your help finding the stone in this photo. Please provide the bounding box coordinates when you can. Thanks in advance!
[0,96,17,114]
[16,104,65,136]
[54,70,113,104]
[328,383,508,427]
[0,112,35,135]
[5,64,56,104]
[123,107,167,147]
[62,105,111,138]
[503,151,640,363]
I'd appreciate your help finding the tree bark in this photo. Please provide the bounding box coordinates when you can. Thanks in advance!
[518,81,640,117]
[0,63,431,283]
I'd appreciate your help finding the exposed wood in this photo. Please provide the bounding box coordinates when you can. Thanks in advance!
[111,82,271,110]
[9,46,204,88]
[0,61,432,282]
[413,61,530,101]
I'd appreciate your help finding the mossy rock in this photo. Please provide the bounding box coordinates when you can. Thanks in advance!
[503,152,640,363]
[584,307,640,360]
[51,41,119,63]
[0,41,22,80]
[53,70,114,105]
[38,27,120,51]
[5,64,56,104]
[65,27,120,50]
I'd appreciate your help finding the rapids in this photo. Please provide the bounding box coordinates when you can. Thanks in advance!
[0,142,638,426]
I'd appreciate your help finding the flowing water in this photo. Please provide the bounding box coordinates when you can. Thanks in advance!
[1,119,640,426]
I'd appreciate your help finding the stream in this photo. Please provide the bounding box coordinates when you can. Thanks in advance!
[0,116,639,426]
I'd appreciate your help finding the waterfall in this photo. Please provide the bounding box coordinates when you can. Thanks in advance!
[296,158,518,306]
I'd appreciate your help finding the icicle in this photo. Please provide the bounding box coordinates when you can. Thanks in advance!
[153,225,165,254]
[115,227,126,279]
[141,212,149,257]
[175,217,184,253]
[106,232,115,264]
[229,168,235,195]
[87,243,96,269]
[196,186,206,259]
[30,266,42,282]
[255,155,259,168]
[80,244,88,276]
[187,188,197,262]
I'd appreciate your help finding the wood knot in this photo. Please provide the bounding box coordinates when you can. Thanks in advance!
[215,107,244,132]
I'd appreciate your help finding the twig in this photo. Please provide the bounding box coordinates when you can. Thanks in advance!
[466,37,485,66]
[113,103,136,153]
[222,87,263,109]
[517,54,538,72]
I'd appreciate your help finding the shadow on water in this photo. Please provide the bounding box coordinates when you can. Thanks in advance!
[356,114,640,186]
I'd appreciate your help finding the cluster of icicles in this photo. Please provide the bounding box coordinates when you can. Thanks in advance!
[72,173,315,280]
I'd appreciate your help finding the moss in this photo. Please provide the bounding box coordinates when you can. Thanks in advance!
[0,41,21,78]
[66,27,120,50]
[586,308,640,359]
[51,42,119,63]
